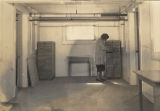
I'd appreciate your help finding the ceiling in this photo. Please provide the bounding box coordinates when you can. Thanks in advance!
[9,0,136,14]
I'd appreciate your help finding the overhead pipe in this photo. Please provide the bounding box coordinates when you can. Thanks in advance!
[101,13,127,17]
[30,17,127,22]
[30,13,128,22]
[33,13,127,17]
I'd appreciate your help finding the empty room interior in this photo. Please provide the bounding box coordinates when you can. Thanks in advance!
[0,0,160,111]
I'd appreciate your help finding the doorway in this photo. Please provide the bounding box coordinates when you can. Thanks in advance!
[135,8,141,71]
[16,11,22,87]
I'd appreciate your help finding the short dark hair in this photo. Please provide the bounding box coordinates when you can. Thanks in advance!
[101,33,109,40]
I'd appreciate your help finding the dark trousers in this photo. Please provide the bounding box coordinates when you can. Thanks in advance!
[96,64,105,80]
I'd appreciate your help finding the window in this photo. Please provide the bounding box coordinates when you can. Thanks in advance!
[66,26,95,41]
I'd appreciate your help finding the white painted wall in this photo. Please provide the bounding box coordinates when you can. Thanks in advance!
[0,2,33,102]
[15,6,34,88]
[129,13,137,85]
[39,21,121,77]
[28,21,40,55]
[122,19,131,83]
[122,12,138,85]
[0,1,16,102]
[122,1,160,102]
[138,1,160,103]
[21,14,30,87]
[128,13,137,85]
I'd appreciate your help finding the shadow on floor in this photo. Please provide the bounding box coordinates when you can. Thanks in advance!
[9,77,153,111]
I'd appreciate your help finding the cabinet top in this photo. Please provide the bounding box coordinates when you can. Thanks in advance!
[134,70,160,83]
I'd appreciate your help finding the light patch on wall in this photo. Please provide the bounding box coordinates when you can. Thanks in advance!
[150,3,160,53]
[66,26,95,40]
[0,1,2,61]
[150,1,160,60]
[39,22,121,76]
[71,63,89,76]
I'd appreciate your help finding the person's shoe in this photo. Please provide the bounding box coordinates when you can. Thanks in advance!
[100,78,106,81]
[96,78,104,82]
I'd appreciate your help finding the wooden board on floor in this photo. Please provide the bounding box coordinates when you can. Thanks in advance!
[27,54,39,87]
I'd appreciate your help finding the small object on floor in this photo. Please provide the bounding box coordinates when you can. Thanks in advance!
[101,78,106,81]
[27,54,39,87]
[96,78,105,82]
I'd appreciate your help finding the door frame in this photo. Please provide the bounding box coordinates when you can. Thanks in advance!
[135,8,141,71]
[16,10,22,87]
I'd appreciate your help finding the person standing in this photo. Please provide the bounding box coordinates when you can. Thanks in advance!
[95,33,109,82]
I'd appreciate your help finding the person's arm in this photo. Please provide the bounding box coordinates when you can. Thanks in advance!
[99,41,106,51]
[100,41,112,53]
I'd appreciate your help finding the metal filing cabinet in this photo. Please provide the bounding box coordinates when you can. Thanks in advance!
[105,40,122,78]
[37,41,55,80]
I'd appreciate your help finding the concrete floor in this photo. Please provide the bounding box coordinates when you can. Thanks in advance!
[10,77,153,111]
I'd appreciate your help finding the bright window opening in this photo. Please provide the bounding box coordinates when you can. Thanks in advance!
[66,26,95,40]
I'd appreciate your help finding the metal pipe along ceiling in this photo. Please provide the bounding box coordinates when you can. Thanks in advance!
[30,17,126,21]
[33,13,127,16]
[30,13,128,21]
